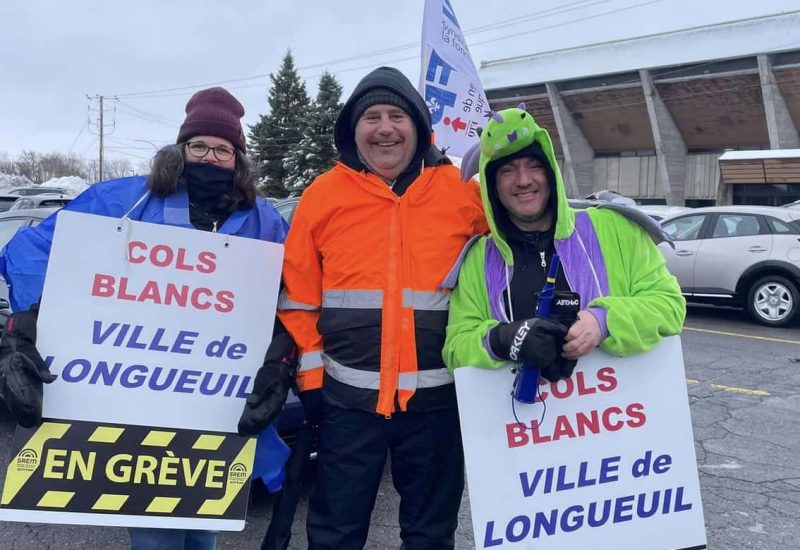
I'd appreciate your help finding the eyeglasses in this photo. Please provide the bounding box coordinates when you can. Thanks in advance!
[185,141,235,162]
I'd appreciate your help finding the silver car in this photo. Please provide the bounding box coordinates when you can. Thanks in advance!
[635,204,691,221]
[659,205,800,326]
[7,194,72,211]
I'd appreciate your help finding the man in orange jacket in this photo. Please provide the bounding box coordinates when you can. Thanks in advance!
[244,66,487,549]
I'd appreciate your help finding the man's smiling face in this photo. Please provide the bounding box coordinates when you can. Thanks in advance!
[495,156,553,231]
[354,104,417,180]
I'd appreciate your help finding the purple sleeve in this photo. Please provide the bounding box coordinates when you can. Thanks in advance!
[483,328,503,360]
[587,307,609,340]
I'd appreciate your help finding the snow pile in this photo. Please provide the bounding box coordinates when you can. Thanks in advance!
[39,176,91,196]
[0,174,33,189]
[0,176,91,197]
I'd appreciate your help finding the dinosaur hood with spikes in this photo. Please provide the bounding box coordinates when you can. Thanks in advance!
[461,105,574,264]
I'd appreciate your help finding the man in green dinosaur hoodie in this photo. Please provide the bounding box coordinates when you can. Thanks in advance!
[443,105,685,376]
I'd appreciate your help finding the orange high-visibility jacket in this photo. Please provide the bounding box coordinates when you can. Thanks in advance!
[278,161,487,416]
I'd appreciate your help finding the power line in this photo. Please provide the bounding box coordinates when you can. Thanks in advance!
[69,125,85,152]
[119,53,421,101]
[105,147,152,161]
[291,0,610,73]
[116,101,178,127]
[105,0,651,100]
[469,0,666,50]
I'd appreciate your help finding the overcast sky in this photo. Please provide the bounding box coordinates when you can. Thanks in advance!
[2,0,797,166]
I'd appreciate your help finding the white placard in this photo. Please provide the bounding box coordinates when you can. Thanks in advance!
[455,336,707,550]
[37,210,283,432]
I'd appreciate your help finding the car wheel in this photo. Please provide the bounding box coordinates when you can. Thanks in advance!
[746,275,799,327]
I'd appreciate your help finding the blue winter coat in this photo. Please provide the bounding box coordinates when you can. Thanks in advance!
[0,175,291,491]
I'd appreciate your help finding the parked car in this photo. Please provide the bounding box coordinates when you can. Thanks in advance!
[659,205,800,326]
[0,194,22,212]
[635,204,691,222]
[8,194,72,211]
[275,196,300,223]
[780,198,800,208]
[0,207,61,334]
[7,186,70,196]
[0,207,58,255]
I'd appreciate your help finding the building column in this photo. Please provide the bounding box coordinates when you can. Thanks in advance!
[640,69,687,206]
[545,83,595,198]
[758,54,800,149]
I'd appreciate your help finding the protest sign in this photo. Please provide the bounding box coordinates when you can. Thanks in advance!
[455,336,707,550]
[0,210,284,530]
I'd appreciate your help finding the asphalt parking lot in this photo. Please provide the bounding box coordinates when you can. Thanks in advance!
[1,304,799,549]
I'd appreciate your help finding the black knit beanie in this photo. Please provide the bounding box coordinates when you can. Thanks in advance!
[350,88,414,129]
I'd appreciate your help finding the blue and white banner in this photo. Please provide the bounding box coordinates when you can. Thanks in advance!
[419,0,488,158]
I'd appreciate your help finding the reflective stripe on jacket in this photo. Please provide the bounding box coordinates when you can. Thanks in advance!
[278,161,487,416]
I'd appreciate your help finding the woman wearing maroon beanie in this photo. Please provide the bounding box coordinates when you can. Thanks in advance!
[0,87,290,550]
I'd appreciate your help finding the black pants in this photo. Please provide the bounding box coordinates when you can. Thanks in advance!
[306,403,465,550]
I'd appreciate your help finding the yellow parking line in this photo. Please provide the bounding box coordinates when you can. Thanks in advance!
[709,384,769,396]
[684,326,800,345]
[686,379,769,396]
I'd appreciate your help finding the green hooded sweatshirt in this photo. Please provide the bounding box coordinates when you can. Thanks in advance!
[443,107,686,371]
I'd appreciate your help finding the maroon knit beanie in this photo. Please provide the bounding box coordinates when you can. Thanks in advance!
[176,87,247,153]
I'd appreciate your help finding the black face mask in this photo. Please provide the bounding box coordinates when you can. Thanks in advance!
[182,162,235,206]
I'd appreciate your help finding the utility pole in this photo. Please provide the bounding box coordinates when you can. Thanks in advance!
[87,94,117,182]
[99,95,104,182]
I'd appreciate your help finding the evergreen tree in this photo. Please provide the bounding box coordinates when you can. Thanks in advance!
[313,72,343,173]
[248,51,310,198]
[283,71,343,194]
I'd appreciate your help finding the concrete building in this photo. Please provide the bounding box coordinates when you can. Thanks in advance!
[479,11,800,206]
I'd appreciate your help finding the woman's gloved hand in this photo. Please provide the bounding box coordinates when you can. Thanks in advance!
[0,305,55,428]
[238,319,298,437]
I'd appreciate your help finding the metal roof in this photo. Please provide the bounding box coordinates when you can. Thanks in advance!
[480,11,800,90]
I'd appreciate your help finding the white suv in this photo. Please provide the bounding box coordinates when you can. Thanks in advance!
[659,205,800,326]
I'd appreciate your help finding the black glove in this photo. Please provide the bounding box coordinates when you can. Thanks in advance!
[489,317,568,369]
[540,357,578,383]
[0,305,55,428]
[238,319,298,437]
